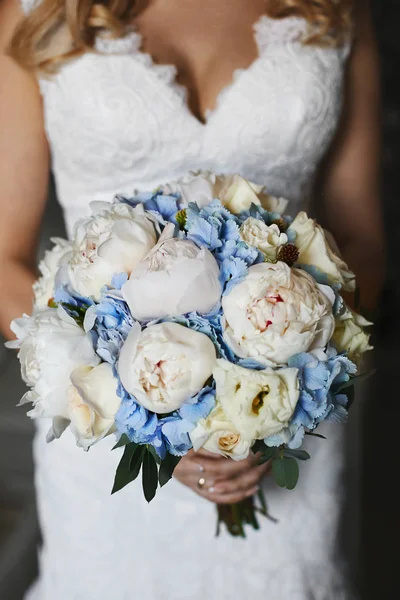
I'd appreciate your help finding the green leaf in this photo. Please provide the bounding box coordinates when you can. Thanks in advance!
[283,448,310,461]
[147,444,161,465]
[272,457,299,490]
[159,453,181,487]
[142,449,159,503]
[337,370,376,392]
[256,445,279,465]
[305,431,326,440]
[112,434,132,450]
[111,443,143,494]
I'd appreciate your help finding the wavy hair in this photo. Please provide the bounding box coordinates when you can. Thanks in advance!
[10,0,354,73]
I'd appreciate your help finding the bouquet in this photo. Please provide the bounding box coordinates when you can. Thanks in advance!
[7,173,372,537]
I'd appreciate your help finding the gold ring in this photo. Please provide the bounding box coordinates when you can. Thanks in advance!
[197,477,206,490]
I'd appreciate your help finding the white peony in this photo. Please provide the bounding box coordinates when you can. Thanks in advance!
[6,306,121,448]
[240,218,288,260]
[68,202,158,301]
[122,224,221,321]
[287,212,356,291]
[190,403,252,461]
[212,360,300,440]
[118,322,217,414]
[332,304,373,365]
[222,262,335,366]
[33,238,72,308]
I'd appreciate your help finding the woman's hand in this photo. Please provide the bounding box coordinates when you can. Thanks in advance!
[174,448,271,504]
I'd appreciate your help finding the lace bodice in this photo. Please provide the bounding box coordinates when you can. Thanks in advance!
[23,1,349,238]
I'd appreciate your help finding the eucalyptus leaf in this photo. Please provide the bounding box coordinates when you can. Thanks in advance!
[272,457,299,490]
[283,449,310,461]
[159,454,181,487]
[142,449,159,503]
[257,445,279,465]
[112,443,143,494]
[112,434,132,450]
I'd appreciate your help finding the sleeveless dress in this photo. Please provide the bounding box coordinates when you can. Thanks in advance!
[21,2,356,599]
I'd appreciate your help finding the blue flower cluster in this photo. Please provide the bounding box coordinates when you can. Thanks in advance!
[115,384,216,458]
[265,347,357,449]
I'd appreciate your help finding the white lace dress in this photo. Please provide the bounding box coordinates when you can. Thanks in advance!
[21,2,356,599]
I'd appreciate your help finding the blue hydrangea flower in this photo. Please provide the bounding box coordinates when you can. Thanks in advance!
[265,347,357,449]
[185,200,263,291]
[88,291,134,364]
[116,191,182,226]
[115,379,216,458]
[53,284,93,324]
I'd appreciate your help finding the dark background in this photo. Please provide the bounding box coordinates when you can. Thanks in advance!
[0,2,399,598]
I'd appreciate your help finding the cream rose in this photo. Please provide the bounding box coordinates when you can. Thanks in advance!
[222,262,335,366]
[214,174,262,214]
[190,404,252,461]
[122,224,221,321]
[68,363,121,450]
[118,322,217,414]
[33,238,72,308]
[287,212,356,291]
[68,202,158,301]
[240,218,288,260]
[212,359,299,440]
[332,305,373,365]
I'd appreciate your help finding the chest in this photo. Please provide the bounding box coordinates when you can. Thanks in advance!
[134,0,267,121]
[38,15,350,214]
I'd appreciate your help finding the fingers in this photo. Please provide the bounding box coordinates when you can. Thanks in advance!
[190,453,257,479]
[203,485,260,505]
[173,452,271,505]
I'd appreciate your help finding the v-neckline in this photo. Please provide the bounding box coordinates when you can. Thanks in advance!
[127,13,267,127]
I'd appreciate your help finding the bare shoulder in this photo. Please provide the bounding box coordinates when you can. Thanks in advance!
[0,0,43,123]
[0,0,24,50]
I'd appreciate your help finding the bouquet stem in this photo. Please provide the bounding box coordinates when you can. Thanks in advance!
[216,489,277,537]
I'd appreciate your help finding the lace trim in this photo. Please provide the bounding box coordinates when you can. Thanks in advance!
[20,0,38,13]
[95,29,187,102]
[254,16,308,52]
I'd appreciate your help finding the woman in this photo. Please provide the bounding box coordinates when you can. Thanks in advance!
[0,0,383,598]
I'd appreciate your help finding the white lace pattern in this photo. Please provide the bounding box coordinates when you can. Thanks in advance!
[20,2,356,599]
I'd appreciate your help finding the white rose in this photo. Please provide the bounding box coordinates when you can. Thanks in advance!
[332,305,373,365]
[190,404,252,461]
[214,174,262,214]
[122,224,221,321]
[68,202,158,300]
[118,322,216,413]
[287,212,356,291]
[240,218,288,260]
[222,262,335,366]
[7,306,102,446]
[33,238,72,308]
[68,363,121,450]
[212,360,300,440]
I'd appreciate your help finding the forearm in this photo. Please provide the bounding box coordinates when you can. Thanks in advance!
[0,259,36,339]
[341,237,385,315]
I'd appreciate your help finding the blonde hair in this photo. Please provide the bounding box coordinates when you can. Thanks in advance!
[10,0,354,73]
